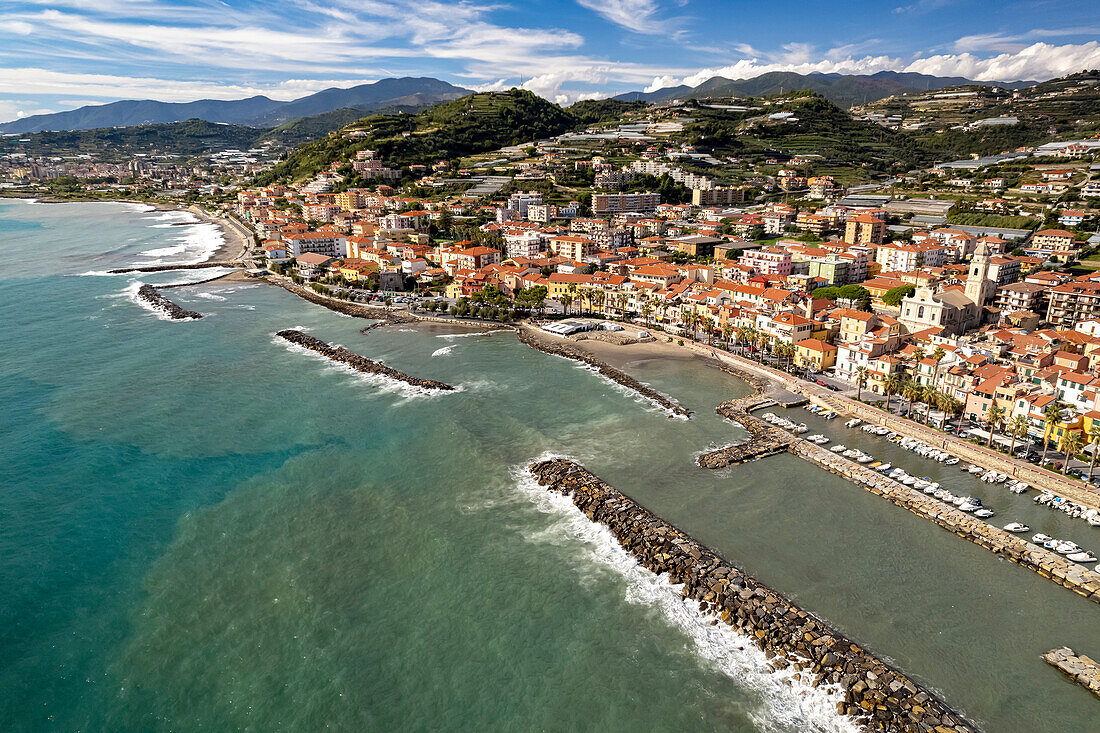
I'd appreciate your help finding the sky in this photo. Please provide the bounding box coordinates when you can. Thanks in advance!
[0,0,1098,122]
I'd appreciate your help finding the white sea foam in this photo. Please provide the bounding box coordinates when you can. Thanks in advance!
[74,269,128,277]
[511,458,861,733]
[137,220,225,266]
[274,335,458,400]
[431,345,455,357]
[193,292,227,301]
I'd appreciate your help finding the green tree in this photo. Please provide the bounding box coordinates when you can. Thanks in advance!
[882,284,917,306]
[1008,414,1029,457]
[1059,431,1083,474]
[1089,423,1100,480]
[854,366,870,401]
[1041,404,1062,466]
[986,404,1005,448]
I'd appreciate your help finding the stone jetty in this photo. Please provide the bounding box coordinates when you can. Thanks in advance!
[516,325,691,418]
[272,278,418,326]
[137,284,202,320]
[110,261,242,274]
[276,329,454,392]
[696,365,794,468]
[1043,647,1100,698]
[529,458,975,733]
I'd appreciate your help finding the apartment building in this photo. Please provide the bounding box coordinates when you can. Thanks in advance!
[843,213,886,245]
[592,192,661,215]
[740,247,792,277]
[1047,281,1100,326]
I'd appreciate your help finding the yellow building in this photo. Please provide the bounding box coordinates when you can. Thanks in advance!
[795,338,838,370]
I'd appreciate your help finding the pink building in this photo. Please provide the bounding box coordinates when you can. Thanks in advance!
[740,247,792,277]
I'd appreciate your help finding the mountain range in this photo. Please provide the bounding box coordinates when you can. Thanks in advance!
[0,77,472,134]
[612,70,1036,108]
[2,71,1045,135]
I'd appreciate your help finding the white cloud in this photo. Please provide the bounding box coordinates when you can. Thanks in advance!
[0,69,389,102]
[575,0,670,34]
[646,40,1100,93]
[907,41,1100,81]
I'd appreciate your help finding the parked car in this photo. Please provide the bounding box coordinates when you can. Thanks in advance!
[816,379,828,387]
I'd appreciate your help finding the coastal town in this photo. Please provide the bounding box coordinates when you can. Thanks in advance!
[8,1,1100,730]
[192,104,1100,496]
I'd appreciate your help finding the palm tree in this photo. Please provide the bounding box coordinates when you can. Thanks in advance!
[681,310,698,340]
[701,315,715,344]
[1059,431,1084,474]
[902,380,920,419]
[1089,424,1100,480]
[1008,414,1029,457]
[721,322,734,349]
[560,293,573,315]
[1041,404,1062,466]
[854,365,870,401]
[640,298,654,326]
[943,396,963,432]
[986,404,1005,448]
[884,374,902,413]
[921,386,939,425]
[930,346,946,390]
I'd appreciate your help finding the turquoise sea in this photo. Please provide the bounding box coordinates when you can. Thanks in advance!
[1,199,1098,732]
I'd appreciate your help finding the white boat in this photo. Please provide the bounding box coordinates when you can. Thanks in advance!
[876,463,892,472]
[794,423,809,434]
[944,457,959,466]
[1069,550,1097,563]
[1033,533,1053,544]
[843,449,859,458]
[822,411,837,420]
[830,445,846,453]
[856,454,873,464]
[974,508,995,518]
[959,501,982,513]
[1054,541,1082,555]
[845,418,861,428]
[903,476,918,486]
[1003,522,1030,533]
[923,485,938,494]
[914,480,930,490]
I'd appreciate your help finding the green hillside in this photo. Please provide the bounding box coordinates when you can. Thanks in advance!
[683,92,924,177]
[0,118,266,160]
[254,89,578,185]
[858,71,1100,160]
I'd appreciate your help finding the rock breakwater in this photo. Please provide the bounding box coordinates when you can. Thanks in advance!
[529,458,976,733]
[516,326,691,418]
[697,367,794,468]
[276,329,454,392]
[110,261,242,274]
[137,284,202,320]
[1043,647,1100,698]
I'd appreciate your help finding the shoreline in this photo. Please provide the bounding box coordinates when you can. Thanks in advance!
[530,458,976,733]
[0,194,252,266]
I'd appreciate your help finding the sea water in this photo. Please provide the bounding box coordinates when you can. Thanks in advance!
[1,199,1097,732]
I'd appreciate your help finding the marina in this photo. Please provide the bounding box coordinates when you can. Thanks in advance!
[774,404,1100,578]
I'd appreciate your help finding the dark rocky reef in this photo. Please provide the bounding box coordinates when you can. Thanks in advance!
[137,284,202,320]
[529,458,976,733]
[276,329,454,392]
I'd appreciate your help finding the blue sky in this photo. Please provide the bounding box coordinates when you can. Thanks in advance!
[0,0,1098,121]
